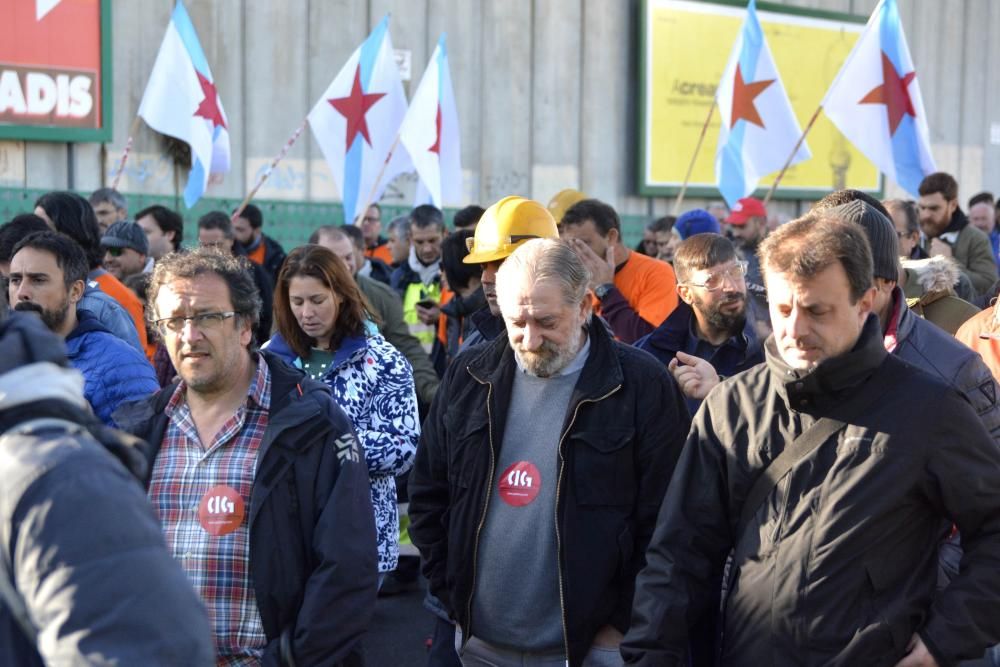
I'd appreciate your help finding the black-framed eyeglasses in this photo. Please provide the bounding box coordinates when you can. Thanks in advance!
[105,247,125,257]
[684,261,748,291]
[154,311,238,333]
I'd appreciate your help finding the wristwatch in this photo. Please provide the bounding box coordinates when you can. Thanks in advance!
[594,283,615,300]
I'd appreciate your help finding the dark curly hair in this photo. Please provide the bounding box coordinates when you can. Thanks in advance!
[147,247,262,346]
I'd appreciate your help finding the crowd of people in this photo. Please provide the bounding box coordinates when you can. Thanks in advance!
[1,173,1000,666]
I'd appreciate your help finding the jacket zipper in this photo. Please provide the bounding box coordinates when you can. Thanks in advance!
[554,383,622,665]
[463,373,496,649]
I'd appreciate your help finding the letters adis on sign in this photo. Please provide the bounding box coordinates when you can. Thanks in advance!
[0,0,109,139]
[641,0,880,197]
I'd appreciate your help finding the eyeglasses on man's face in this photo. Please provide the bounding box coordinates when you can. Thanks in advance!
[685,261,748,291]
[154,311,237,334]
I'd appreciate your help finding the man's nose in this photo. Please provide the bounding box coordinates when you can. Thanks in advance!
[521,323,544,351]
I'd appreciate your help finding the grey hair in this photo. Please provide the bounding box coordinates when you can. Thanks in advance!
[89,187,127,212]
[496,238,591,307]
[387,216,411,240]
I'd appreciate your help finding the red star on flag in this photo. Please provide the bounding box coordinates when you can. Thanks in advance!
[858,51,916,136]
[328,65,386,150]
[193,72,226,129]
[731,64,775,128]
[427,104,442,155]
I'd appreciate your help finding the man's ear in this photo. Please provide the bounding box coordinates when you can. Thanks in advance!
[606,227,620,246]
[677,283,694,305]
[858,285,877,320]
[68,279,86,306]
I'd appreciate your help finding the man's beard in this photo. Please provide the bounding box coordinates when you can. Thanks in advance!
[513,323,585,378]
[695,292,747,338]
[14,299,70,332]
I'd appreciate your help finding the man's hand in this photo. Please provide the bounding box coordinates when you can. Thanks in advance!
[893,634,939,667]
[668,351,720,400]
[569,238,615,289]
[415,303,441,325]
[929,238,953,259]
[592,624,624,648]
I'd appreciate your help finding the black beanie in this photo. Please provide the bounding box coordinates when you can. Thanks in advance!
[830,200,899,281]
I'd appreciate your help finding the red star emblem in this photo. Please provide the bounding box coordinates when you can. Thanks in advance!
[731,64,775,128]
[428,104,442,155]
[193,72,226,129]
[858,51,916,136]
[328,65,386,150]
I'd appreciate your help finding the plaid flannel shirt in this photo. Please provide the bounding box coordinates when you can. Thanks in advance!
[149,358,271,666]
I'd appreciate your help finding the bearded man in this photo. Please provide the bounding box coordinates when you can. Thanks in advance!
[408,238,690,667]
[636,233,764,413]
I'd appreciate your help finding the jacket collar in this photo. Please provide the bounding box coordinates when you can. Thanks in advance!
[66,308,112,342]
[469,306,505,341]
[941,207,969,237]
[443,287,487,318]
[329,333,367,370]
[889,286,917,346]
[641,300,760,359]
[466,313,623,401]
[265,331,368,372]
[766,313,887,414]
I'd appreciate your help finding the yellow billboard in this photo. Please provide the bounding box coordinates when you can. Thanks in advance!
[640,0,880,198]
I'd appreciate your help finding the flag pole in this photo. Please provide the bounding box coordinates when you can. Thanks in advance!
[673,98,717,216]
[111,115,143,190]
[355,130,402,226]
[762,105,822,207]
[232,117,309,221]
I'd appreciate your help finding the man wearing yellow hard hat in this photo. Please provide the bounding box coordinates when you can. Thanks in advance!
[460,195,561,348]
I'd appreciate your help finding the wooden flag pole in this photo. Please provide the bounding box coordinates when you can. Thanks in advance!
[232,117,309,221]
[110,115,143,190]
[673,98,717,216]
[355,131,403,226]
[762,105,822,208]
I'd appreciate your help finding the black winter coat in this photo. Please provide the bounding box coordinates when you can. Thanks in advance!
[114,352,378,667]
[408,318,690,666]
[622,316,1000,667]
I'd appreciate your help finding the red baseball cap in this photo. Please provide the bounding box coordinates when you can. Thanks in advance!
[725,197,767,225]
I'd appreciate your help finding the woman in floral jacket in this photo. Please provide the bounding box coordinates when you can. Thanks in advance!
[266,244,419,574]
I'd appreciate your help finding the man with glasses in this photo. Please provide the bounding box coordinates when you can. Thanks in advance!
[7,231,158,425]
[637,233,763,413]
[358,203,395,266]
[113,247,378,665]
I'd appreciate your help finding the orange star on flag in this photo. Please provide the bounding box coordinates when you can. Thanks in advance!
[731,64,775,128]
[858,51,916,136]
[328,65,386,150]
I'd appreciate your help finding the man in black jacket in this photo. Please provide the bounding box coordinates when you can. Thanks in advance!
[409,239,689,667]
[232,203,287,287]
[622,214,1000,667]
[113,248,377,666]
[0,303,213,666]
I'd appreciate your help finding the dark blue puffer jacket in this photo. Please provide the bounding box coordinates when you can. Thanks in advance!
[65,311,159,426]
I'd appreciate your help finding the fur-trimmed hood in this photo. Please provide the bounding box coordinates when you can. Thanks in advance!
[902,255,962,294]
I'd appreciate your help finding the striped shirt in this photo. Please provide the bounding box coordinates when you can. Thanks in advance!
[149,358,271,666]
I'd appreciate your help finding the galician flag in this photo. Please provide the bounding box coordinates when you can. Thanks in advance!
[308,15,412,224]
[138,1,230,208]
[400,34,462,208]
[822,0,935,195]
[715,0,810,207]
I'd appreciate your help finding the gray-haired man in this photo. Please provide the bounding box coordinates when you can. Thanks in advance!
[409,239,689,666]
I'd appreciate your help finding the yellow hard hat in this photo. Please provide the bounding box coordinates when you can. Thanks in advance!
[463,196,559,264]
[546,188,588,224]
